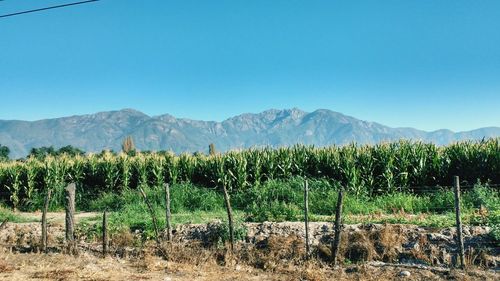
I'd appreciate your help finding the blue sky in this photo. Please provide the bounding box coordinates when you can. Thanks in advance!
[1,0,499,131]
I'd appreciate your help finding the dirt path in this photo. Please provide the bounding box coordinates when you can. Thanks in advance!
[16,212,100,225]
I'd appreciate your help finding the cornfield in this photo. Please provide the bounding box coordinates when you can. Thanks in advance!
[0,139,499,209]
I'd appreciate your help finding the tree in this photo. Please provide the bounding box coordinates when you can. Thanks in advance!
[29,145,85,159]
[209,143,216,156]
[0,144,10,161]
[29,146,56,159]
[122,136,136,155]
[98,149,116,157]
[193,151,203,157]
[57,145,85,156]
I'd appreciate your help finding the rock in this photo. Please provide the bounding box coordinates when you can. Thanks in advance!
[399,271,411,277]
[403,241,419,251]
[426,233,452,243]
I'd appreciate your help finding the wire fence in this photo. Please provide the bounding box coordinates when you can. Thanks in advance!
[0,176,498,269]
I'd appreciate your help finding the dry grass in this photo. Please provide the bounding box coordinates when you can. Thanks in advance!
[0,258,14,273]
[344,231,377,262]
[0,244,498,281]
[110,229,136,248]
[0,221,498,280]
[244,235,307,270]
[31,269,75,281]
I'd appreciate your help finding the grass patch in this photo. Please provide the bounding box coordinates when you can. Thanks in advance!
[79,183,234,240]
[5,176,499,243]
[79,209,244,241]
[88,183,225,213]
[236,177,499,227]
[0,206,37,223]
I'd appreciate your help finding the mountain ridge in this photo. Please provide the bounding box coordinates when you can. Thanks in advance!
[1,108,499,159]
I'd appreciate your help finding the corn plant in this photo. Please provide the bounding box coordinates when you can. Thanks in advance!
[148,153,166,188]
[118,154,132,189]
[98,151,120,191]
[24,157,41,205]
[4,163,22,209]
[0,139,499,208]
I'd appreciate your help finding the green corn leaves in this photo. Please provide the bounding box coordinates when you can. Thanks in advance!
[0,139,498,208]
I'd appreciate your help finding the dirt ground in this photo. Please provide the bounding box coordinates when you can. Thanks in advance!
[0,248,498,281]
[0,217,498,280]
[16,211,100,225]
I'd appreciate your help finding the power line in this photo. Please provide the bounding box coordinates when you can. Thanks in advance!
[0,0,100,18]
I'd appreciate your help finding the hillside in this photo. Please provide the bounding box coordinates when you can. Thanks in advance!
[1,108,499,158]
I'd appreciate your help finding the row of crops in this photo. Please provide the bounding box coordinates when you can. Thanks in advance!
[0,139,499,209]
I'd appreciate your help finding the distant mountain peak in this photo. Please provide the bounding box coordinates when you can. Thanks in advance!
[112,108,150,117]
[0,108,498,159]
[118,108,146,114]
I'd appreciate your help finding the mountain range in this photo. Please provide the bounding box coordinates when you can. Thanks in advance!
[1,108,499,159]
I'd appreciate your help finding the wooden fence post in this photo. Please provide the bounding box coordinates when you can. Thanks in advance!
[454,176,465,269]
[165,183,172,242]
[64,183,76,254]
[304,179,310,258]
[102,211,108,257]
[222,183,235,252]
[41,189,52,253]
[65,183,76,243]
[331,188,344,266]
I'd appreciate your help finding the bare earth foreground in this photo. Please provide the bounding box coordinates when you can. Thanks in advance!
[1,250,498,281]
[4,250,276,281]
[0,214,498,280]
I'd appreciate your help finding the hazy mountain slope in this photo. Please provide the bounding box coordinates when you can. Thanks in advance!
[0,108,499,159]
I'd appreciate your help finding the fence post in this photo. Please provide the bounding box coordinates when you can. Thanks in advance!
[65,183,76,242]
[102,211,108,257]
[222,183,235,253]
[304,179,310,258]
[41,189,52,253]
[453,176,465,269]
[165,183,172,242]
[331,188,344,266]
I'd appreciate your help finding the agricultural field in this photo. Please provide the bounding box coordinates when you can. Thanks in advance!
[0,139,499,280]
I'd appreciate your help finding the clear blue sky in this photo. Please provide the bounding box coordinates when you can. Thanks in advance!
[1,0,499,131]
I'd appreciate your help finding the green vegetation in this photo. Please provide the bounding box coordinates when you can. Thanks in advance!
[0,139,498,240]
[0,144,9,161]
[234,177,500,224]
[0,178,497,241]
[79,184,243,240]
[29,145,85,160]
[466,185,500,240]
[87,183,225,213]
[74,179,498,239]
[0,139,499,210]
[487,213,500,240]
[0,206,36,223]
